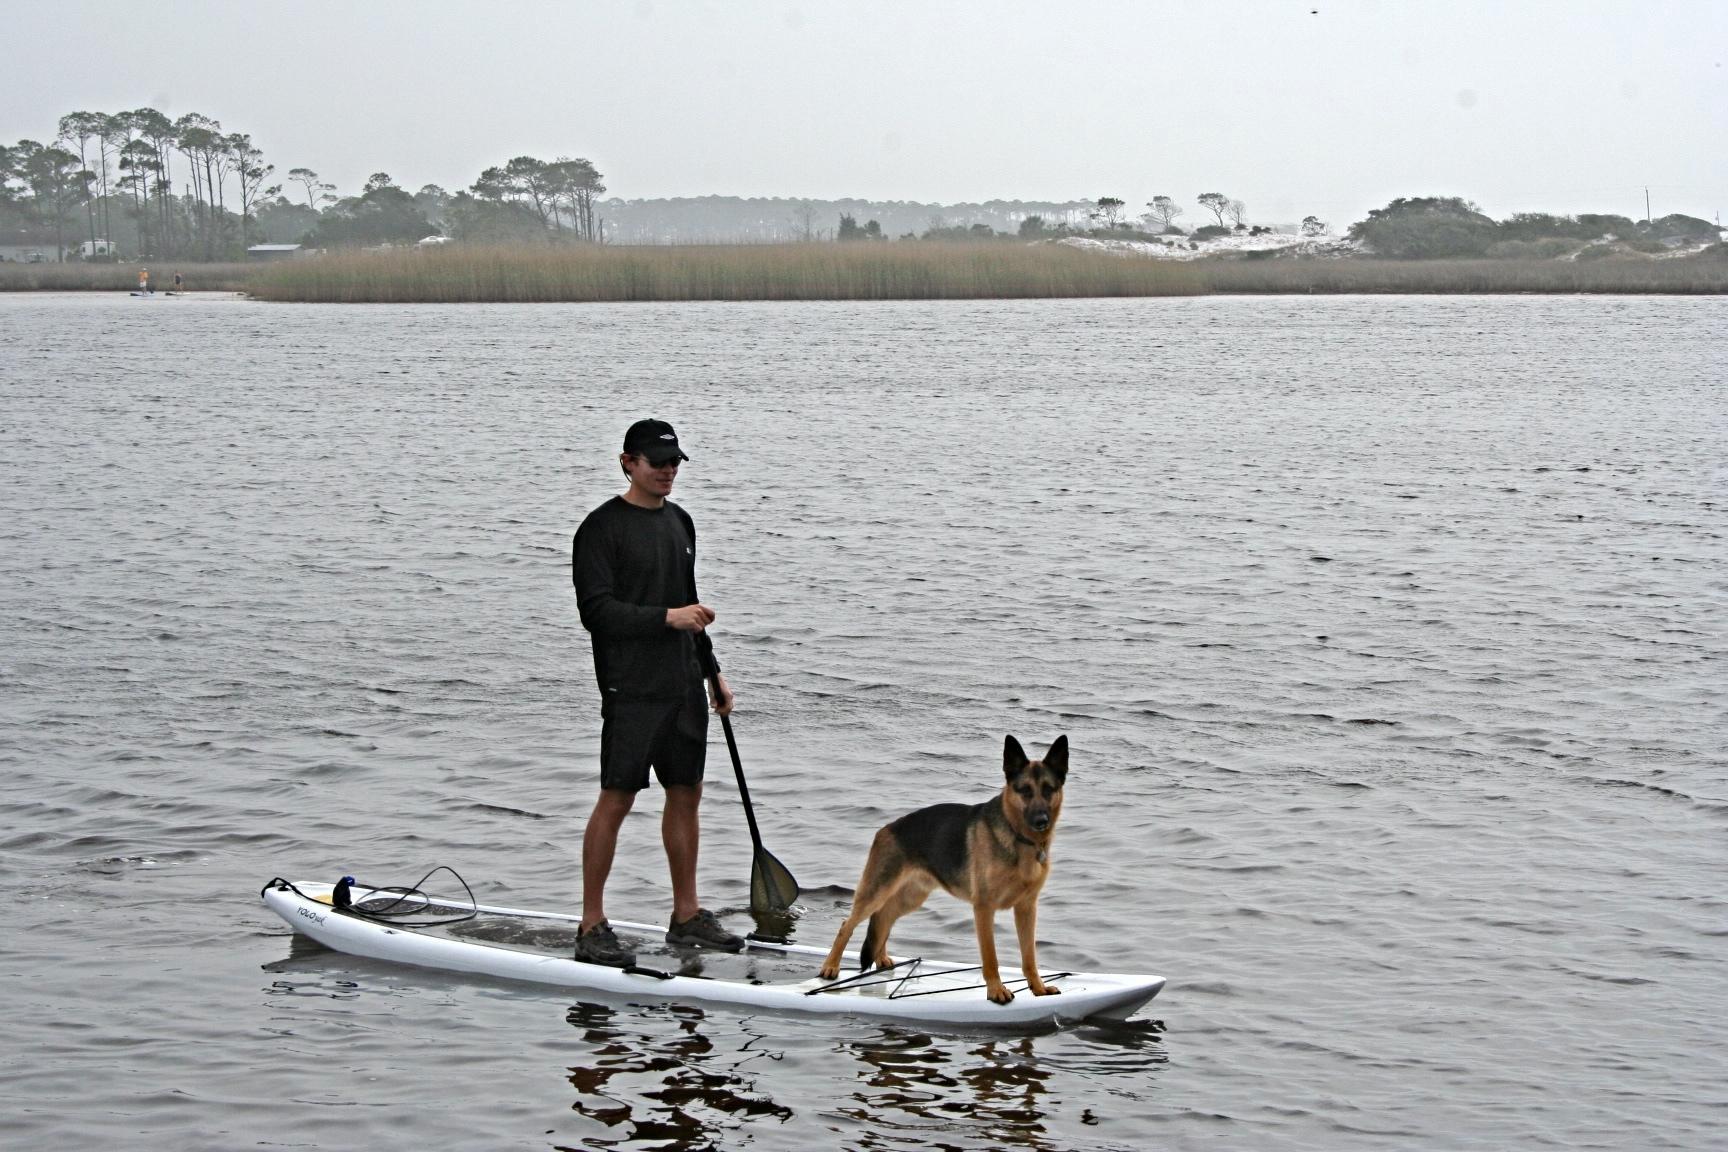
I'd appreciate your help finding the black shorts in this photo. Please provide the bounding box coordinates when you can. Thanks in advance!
[599,685,708,791]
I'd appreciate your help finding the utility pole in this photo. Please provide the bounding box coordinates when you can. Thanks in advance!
[1644,187,1651,225]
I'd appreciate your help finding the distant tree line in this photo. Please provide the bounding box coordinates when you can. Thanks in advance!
[594,196,1099,244]
[2,105,609,260]
[837,214,883,241]
[818,192,1272,244]
[835,191,1721,259]
[2,108,285,261]
[1346,197,1720,259]
[7,104,1717,260]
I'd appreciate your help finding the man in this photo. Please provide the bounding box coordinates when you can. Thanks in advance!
[570,418,743,966]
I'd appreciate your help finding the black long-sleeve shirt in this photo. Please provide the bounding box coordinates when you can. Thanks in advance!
[572,496,719,701]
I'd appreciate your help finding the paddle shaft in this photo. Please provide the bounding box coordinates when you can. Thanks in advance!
[712,676,768,853]
[709,667,799,912]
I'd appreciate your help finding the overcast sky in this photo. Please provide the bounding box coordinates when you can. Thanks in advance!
[5,0,1723,226]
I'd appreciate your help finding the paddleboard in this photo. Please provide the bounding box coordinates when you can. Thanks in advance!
[262,878,1164,1028]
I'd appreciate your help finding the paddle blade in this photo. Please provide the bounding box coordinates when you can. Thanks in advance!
[750,848,800,913]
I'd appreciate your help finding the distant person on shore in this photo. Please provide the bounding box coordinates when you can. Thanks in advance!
[172,272,183,292]
[138,267,150,293]
[570,418,741,967]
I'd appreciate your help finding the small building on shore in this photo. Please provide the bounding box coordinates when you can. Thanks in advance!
[247,243,308,261]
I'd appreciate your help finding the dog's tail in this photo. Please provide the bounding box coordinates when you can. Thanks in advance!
[860,915,882,972]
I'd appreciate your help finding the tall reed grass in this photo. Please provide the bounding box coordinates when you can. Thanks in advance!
[247,243,1728,303]
[1208,252,1728,295]
[247,243,1218,302]
[11,245,1719,300]
[0,261,255,292]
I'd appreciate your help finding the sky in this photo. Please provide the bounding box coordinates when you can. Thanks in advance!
[4,0,1724,227]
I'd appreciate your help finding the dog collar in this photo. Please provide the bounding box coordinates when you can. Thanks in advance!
[1012,829,1047,863]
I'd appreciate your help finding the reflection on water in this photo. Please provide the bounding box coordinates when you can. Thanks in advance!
[840,1022,1168,1151]
[842,1031,1055,1149]
[562,1002,792,1150]
[743,902,803,945]
[262,924,1169,1149]
[557,998,1168,1151]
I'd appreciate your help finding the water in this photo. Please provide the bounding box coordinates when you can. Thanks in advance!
[1,291,1724,1150]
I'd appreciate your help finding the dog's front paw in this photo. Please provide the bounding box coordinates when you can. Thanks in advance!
[987,982,1015,1005]
[1028,980,1061,997]
[817,962,840,980]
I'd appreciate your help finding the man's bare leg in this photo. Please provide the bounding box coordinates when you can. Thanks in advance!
[581,787,636,932]
[662,783,702,923]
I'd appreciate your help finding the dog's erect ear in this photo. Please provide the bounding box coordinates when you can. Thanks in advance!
[1044,735,1069,784]
[1003,734,1028,778]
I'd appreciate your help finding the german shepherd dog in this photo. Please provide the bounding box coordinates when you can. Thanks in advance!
[818,734,1068,1004]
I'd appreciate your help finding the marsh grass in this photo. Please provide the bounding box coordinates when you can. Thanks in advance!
[1208,253,1727,294]
[0,261,255,292]
[248,244,1728,302]
[11,245,1719,300]
[248,243,1215,302]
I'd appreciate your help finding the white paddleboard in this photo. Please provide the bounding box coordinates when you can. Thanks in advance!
[262,879,1164,1029]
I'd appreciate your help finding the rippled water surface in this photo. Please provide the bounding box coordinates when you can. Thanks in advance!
[2,292,1724,1150]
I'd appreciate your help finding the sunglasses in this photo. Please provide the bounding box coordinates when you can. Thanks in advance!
[637,455,682,469]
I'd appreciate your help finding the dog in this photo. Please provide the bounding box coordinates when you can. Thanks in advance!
[818,734,1068,1005]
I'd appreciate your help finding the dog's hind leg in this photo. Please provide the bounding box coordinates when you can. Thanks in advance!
[818,832,900,979]
[860,878,931,971]
[818,900,878,980]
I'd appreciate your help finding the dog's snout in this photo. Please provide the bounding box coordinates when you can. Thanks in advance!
[1028,810,1051,832]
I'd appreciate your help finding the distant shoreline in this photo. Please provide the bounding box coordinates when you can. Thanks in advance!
[0,263,255,294]
[3,243,1724,299]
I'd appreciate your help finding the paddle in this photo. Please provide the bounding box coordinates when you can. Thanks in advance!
[710,672,800,912]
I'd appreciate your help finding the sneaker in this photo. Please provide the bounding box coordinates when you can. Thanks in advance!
[666,908,744,952]
[572,920,636,967]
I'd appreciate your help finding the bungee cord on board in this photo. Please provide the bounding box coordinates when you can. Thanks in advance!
[261,865,479,928]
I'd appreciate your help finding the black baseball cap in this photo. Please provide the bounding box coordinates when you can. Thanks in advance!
[622,418,689,464]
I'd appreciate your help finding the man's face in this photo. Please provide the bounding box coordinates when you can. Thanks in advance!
[623,452,680,499]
